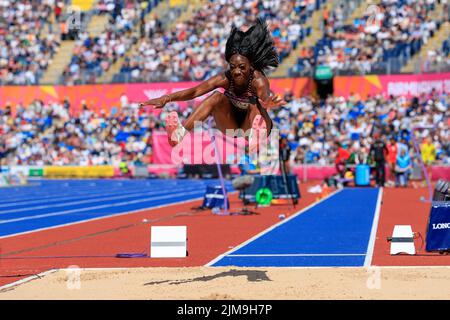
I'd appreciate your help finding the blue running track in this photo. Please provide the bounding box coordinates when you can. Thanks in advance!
[0,179,231,238]
[210,188,381,267]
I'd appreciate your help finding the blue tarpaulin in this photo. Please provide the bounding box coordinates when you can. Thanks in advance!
[426,202,450,252]
[201,185,229,209]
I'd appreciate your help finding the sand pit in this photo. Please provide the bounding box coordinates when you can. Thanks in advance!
[1,266,449,300]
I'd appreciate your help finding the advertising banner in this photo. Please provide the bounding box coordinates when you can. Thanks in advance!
[29,168,44,177]
[1,74,448,116]
[0,78,311,116]
[151,129,280,172]
[334,72,450,99]
[44,165,115,178]
[151,130,248,165]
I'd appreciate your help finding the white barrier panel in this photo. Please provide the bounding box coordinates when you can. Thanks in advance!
[150,226,187,258]
[10,166,29,176]
[390,225,415,255]
[0,175,9,187]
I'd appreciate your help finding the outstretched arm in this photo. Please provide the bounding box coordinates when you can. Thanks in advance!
[253,77,286,110]
[139,73,228,109]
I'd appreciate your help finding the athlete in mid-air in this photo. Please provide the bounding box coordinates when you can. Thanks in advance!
[139,18,286,149]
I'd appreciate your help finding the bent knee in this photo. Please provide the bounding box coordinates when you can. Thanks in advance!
[208,91,231,111]
[209,91,225,103]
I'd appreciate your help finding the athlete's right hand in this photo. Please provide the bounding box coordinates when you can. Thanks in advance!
[138,95,170,109]
[258,94,286,110]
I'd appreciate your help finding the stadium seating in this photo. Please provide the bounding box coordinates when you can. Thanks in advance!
[60,0,161,85]
[0,0,448,173]
[113,0,325,83]
[1,93,448,167]
[0,0,61,85]
[290,0,448,76]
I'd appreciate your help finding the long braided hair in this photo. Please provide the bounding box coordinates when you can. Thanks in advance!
[225,18,279,75]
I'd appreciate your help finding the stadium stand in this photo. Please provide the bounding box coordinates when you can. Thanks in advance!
[112,0,324,83]
[0,93,448,167]
[0,0,61,85]
[289,0,450,76]
[0,0,448,176]
[59,0,160,85]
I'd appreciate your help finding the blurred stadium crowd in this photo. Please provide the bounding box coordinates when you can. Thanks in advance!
[1,92,448,168]
[0,0,61,85]
[1,0,448,85]
[0,0,449,173]
[61,0,147,84]
[117,0,315,82]
[292,0,450,76]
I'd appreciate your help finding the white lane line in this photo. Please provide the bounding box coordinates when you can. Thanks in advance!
[0,269,58,292]
[364,187,383,267]
[0,186,156,207]
[0,181,200,204]
[205,189,344,266]
[0,187,143,204]
[0,186,202,214]
[0,190,203,225]
[0,193,219,240]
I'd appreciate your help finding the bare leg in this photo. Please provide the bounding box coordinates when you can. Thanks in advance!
[166,92,239,146]
[183,91,239,133]
[241,104,273,152]
[241,104,272,133]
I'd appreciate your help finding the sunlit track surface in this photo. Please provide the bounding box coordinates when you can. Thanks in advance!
[0,179,232,238]
[211,188,381,267]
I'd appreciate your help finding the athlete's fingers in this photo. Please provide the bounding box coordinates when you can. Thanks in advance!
[272,97,282,105]
[258,98,269,108]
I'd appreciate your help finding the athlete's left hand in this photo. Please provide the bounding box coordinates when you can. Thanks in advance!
[258,94,287,109]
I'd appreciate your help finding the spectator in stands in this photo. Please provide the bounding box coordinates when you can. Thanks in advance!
[61,0,142,84]
[238,146,259,176]
[119,159,131,177]
[395,148,411,188]
[334,141,350,178]
[279,136,291,174]
[397,137,409,157]
[55,1,63,22]
[369,133,388,187]
[0,140,5,171]
[1,93,448,169]
[420,136,437,184]
[386,136,398,184]
[117,0,314,83]
[421,137,437,165]
[0,0,60,85]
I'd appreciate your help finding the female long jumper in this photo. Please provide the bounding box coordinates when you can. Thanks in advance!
[139,18,286,149]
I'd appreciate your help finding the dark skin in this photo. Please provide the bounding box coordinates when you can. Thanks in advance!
[139,54,286,136]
